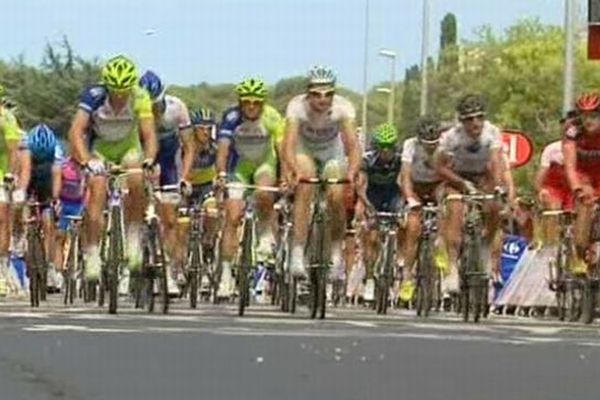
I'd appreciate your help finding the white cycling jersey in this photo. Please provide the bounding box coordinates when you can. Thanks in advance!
[438,121,502,175]
[155,95,191,139]
[540,140,563,168]
[286,94,355,162]
[401,137,440,184]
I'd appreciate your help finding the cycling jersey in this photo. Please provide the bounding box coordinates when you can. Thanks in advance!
[539,140,571,209]
[401,137,440,184]
[189,142,217,186]
[57,158,86,231]
[155,95,190,186]
[564,124,600,173]
[78,85,153,164]
[218,105,283,193]
[362,149,402,211]
[0,107,22,176]
[438,121,502,176]
[286,94,355,164]
[21,140,65,202]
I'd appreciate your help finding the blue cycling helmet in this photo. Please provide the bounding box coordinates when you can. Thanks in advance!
[27,123,57,160]
[139,70,165,102]
[190,107,216,126]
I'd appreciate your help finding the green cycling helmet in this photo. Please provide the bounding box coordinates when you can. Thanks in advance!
[372,123,398,148]
[101,55,138,91]
[235,78,267,100]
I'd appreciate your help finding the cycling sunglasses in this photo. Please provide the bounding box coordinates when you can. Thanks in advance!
[308,89,335,98]
[460,113,485,122]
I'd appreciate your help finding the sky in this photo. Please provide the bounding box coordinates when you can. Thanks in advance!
[1,0,572,91]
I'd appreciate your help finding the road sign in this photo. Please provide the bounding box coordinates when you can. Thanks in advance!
[501,129,534,169]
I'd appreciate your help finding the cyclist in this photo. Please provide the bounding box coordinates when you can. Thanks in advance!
[355,123,403,300]
[282,65,361,280]
[216,79,284,297]
[179,107,218,284]
[400,115,444,301]
[19,123,66,289]
[53,156,86,273]
[181,108,217,202]
[434,94,505,294]
[68,55,157,286]
[139,70,191,294]
[563,93,600,269]
[0,84,27,296]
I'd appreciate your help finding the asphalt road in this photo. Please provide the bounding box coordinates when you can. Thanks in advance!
[1,296,599,400]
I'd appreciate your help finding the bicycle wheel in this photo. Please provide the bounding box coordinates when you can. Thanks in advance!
[416,240,434,317]
[142,242,155,313]
[188,242,202,309]
[308,215,326,319]
[238,219,253,317]
[27,231,43,308]
[107,206,123,314]
[581,278,598,324]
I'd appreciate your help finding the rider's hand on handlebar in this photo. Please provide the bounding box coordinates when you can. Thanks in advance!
[462,179,478,195]
[179,179,192,197]
[406,197,421,210]
[575,185,596,205]
[214,172,227,190]
[12,188,25,204]
[84,159,105,176]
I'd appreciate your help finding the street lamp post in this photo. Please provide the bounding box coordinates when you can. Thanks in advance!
[376,87,392,123]
[420,0,431,116]
[361,0,370,137]
[563,0,575,113]
[379,49,397,124]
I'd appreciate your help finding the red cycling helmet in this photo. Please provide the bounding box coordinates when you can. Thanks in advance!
[576,92,600,112]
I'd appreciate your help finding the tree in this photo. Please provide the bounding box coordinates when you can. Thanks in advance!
[440,13,457,50]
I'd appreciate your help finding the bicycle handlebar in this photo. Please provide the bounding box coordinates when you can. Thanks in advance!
[298,177,351,185]
[224,182,281,193]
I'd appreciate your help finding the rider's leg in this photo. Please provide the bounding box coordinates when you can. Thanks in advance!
[442,185,464,293]
[538,188,563,245]
[220,197,245,296]
[123,155,145,274]
[290,154,317,277]
[253,164,277,262]
[323,159,347,280]
[84,173,107,280]
[0,190,10,295]
[404,208,422,282]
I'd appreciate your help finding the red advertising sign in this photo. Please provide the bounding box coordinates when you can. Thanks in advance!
[501,129,534,169]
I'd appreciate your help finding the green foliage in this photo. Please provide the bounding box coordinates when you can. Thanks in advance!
[3,18,600,194]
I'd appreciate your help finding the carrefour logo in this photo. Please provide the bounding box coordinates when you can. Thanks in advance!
[502,240,523,260]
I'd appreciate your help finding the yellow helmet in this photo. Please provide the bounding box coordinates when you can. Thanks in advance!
[101,55,138,91]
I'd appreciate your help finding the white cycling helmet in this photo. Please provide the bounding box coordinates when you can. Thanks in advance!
[307,65,337,86]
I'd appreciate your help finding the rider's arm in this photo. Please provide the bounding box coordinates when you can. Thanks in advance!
[51,164,62,200]
[489,147,504,187]
[534,167,549,194]
[16,148,31,191]
[340,118,361,179]
[434,150,465,187]
[502,159,516,202]
[563,138,581,191]
[282,118,299,175]
[68,109,92,164]
[216,138,230,175]
[401,162,416,201]
[400,139,416,200]
[181,132,197,181]
[138,117,158,162]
